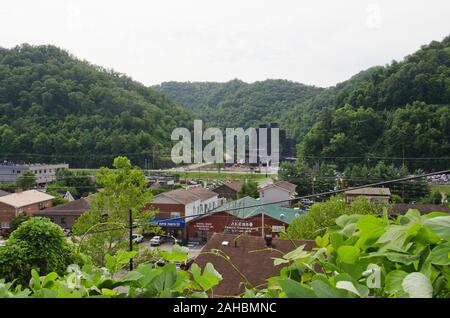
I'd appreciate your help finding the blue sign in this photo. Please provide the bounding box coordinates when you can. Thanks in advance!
[150,218,185,228]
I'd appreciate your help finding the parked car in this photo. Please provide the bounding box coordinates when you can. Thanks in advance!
[132,234,144,244]
[149,235,165,246]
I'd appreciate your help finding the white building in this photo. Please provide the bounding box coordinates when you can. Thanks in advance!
[0,163,69,185]
[259,181,297,207]
[152,187,222,219]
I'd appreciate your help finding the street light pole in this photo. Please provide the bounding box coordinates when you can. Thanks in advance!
[129,209,133,271]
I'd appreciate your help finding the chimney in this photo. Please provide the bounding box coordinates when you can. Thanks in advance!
[15,188,23,194]
[264,234,273,247]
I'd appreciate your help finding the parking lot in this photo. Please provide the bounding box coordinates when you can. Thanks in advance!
[140,237,205,259]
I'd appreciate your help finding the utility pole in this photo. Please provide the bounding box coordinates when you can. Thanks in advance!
[129,209,133,271]
[261,211,265,238]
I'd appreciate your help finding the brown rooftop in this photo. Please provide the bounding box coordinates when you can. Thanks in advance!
[344,187,391,196]
[223,182,244,192]
[390,203,450,216]
[194,233,315,297]
[260,180,297,193]
[35,197,91,217]
[154,187,217,205]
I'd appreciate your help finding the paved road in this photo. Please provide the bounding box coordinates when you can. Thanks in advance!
[140,239,204,259]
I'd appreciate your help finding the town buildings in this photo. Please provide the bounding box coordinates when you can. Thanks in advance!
[344,187,391,204]
[259,180,297,207]
[0,163,69,185]
[149,186,222,239]
[34,196,91,229]
[194,233,315,296]
[211,182,243,200]
[186,196,305,242]
[0,189,54,233]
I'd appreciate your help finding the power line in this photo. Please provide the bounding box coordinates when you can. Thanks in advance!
[159,169,450,222]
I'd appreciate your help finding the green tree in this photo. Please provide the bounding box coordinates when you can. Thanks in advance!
[282,196,384,240]
[237,180,259,198]
[72,156,159,265]
[0,217,80,286]
[16,171,36,190]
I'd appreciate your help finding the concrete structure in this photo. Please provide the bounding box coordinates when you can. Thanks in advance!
[186,196,305,242]
[344,187,391,204]
[259,180,297,207]
[0,163,69,185]
[0,189,54,233]
[35,196,91,229]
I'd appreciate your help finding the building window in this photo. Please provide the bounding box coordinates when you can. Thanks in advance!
[39,202,45,210]
[60,217,66,226]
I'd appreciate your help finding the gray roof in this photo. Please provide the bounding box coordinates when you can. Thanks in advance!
[0,190,10,197]
[345,187,391,196]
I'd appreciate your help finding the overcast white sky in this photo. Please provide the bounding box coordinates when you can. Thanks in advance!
[1,0,449,87]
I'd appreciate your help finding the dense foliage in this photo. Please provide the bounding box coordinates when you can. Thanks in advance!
[0,248,222,298]
[237,180,259,199]
[47,169,96,199]
[297,36,450,171]
[279,160,430,202]
[72,156,159,265]
[252,210,450,298]
[0,217,81,286]
[154,79,323,129]
[0,44,193,168]
[282,197,385,240]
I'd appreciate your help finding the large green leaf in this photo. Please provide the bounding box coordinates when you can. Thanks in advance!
[311,279,345,298]
[428,242,450,265]
[423,216,450,241]
[279,279,316,298]
[190,263,222,291]
[384,270,408,297]
[402,272,433,298]
[160,244,189,262]
[337,245,360,264]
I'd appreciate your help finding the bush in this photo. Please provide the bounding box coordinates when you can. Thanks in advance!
[0,217,81,286]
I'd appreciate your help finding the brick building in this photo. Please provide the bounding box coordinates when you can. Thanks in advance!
[212,182,243,200]
[149,187,222,240]
[34,196,91,229]
[0,189,54,234]
[186,196,305,242]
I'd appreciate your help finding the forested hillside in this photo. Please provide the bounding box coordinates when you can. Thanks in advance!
[298,36,450,170]
[154,79,323,129]
[0,44,193,168]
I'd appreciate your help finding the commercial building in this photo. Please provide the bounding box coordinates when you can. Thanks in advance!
[186,196,305,242]
[0,163,69,185]
[344,187,391,204]
[0,189,54,233]
[149,186,222,240]
[34,196,91,229]
[194,233,315,296]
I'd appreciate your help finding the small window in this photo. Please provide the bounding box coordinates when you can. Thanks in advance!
[170,212,181,218]
[60,217,66,226]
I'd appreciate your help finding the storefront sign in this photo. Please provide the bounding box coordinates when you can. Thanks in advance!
[150,218,185,228]
[224,220,255,233]
[272,225,286,232]
[193,222,214,231]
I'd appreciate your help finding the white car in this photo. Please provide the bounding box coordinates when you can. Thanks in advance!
[149,236,165,246]
[132,234,144,244]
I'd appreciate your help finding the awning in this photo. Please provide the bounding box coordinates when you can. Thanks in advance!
[150,217,185,228]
